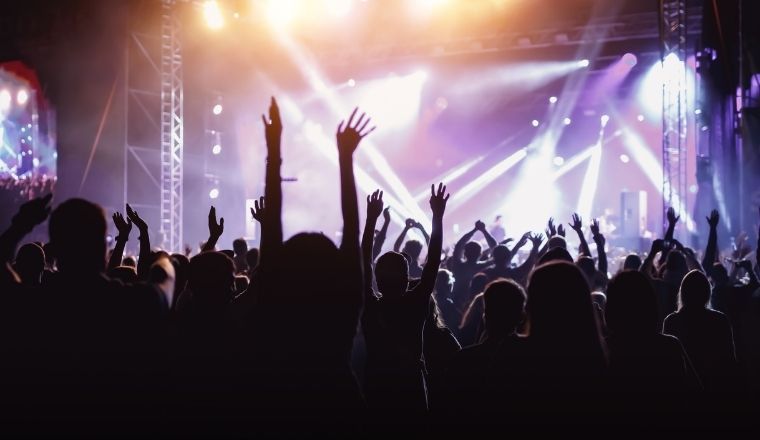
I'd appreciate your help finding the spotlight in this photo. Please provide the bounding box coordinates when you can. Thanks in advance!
[209,188,219,199]
[637,114,644,122]
[212,144,222,155]
[622,53,638,67]
[532,119,540,127]
[212,103,223,115]
[266,0,298,26]
[326,0,352,18]
[619,154,630,163]
[553,156,565,166]
[563,117,572,125]
[600,114,609,127]
[16,89,29,106]
[689,184,698,194]
[203,0,224,29]
[347,78,356,87]
[578,59,590,68]
[549,96,558,104]
[695,108,702,115]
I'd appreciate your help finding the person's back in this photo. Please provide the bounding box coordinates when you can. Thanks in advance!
[663,270,736,390]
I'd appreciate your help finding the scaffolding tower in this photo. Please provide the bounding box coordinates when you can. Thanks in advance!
[659,0,689,234]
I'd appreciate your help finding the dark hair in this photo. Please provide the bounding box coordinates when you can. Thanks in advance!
[605,270,658,335]
[538,247,573,265]
[679,269,711,310]
[402,240,423,260]
[492,245,510,265]
[188,251,235,307]
[233,238,248,255]
[376,251,409,297]
[483,279,526,336]
[463,241,482,261]
[623,254,642,271]
[48,198,107,274]
[246,248,260,269]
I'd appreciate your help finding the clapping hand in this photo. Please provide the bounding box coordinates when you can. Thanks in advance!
[126,203,148,235]
[112,211,132,240]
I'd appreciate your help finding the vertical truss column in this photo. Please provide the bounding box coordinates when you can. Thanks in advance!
[160,0,183,253]
[660,0,688,235]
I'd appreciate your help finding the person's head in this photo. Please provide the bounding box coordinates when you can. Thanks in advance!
[13,243,45,285]
[483,279,526,338]
[679,269,711,310]
[48,198,107,275]
[42,242,55,269]
[463,241,482,262]
[220,249,235,260]
[232,238,248,256]
[122,256,137,268]
[107,265,138,284]
[246,248,260,271]
[150,254,176,305]
[538,247,573,265]
[492,245,510,266]
[435,269,454,297]
[188,251,235,309]
[376,251,409,297]
[622,254,642,271]
[663,250,688,278]
[547,235,567,250]
[469,272,488,296]
[402,240,423,262]
[234,275,249,294]
[170,253,190,305]
[605,270,659,335]
[526,261,605,362]
[709,262,729,287]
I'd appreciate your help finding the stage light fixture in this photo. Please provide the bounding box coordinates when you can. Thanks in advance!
[637,114,644,122]
[212,103,223,115]
[619,153,630,163]
[347,78,356,87]
[578,59,590,67]
[622,53,638,67]
[563,117,572,125]
[531,119,539,127]
[212,144,222,155]
[600,114,609,127]
[266,0,298,26]
[16,89,29,106]
[209,188,219,199]
[203,0,224,29]
[553,156,565,166]
[549,96,558,104]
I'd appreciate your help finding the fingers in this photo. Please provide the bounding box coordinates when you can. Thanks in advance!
[354,112,366,130]
[346,107,358,127]
[219,217,224,228]
[337,121,345,134]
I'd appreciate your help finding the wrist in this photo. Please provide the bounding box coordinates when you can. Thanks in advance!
[115,235,129,243]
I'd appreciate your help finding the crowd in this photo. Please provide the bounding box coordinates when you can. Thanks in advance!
[1,98,759,436]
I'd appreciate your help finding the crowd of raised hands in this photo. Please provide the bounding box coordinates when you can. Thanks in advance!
[1,98,760,436]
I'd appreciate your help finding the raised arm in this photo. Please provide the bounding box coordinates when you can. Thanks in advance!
[452,228,477,263]
[417,183,449,295]
[108,211,132,271]
[476,220,498,250]
[261,97,284,264]
[0,194,51,284]
[569,213,591,257]
[126,204,151,280]
[372,207,390,260]
[201,206,224,252]
[362,190,383,296]
[394,219,415,252]
[702,210,719,270]
[590,218,608,276]
[414,221,431,247]
[664,207,679,242]
[512,233,544,283]
[337,108,375,296]
[641,239,665,280]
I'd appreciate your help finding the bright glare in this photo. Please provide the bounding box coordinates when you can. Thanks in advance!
[354,71,427,129]
[619,153,630,163]
[549,96,558,104]
[16,89,29,106]
[209,188,219,199]
[203,1,224,29]
[409,0,450,17]
[212,104,223,115]
[600,114,609,127]
[577,144,602,221]
[553,156,565,166]
[212,144,222,155]
[638,53,687,118]
[637,114,644,122]
[563,117,572,125]
[531,119,539,127]
[578,59,590,67]
[266,0,299,26]
[0,89,10,111]
[347,78,356,87]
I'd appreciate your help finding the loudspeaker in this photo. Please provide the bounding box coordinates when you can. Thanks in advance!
[620,191,647,237]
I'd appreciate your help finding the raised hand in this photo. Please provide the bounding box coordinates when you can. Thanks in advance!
[590,218,601,237]
[569,213,583,232]
[429,183,450,218]
[667,207,680,225]
[250,196,266,224]
[382,207,390,223]
[112,212,132,239]
[557,224,566,237]
[546,217,557,237]
[12,193,52,232]
[650,238,665,254]
[126,203,148,234]
[405,218,417,229]
[707,209,720,228]
[208,206,224,239]
[261,97,282,153]
[366,190,384,221]
[475,220,486,232]
[528,233,544,248]
[336,108,375,157]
